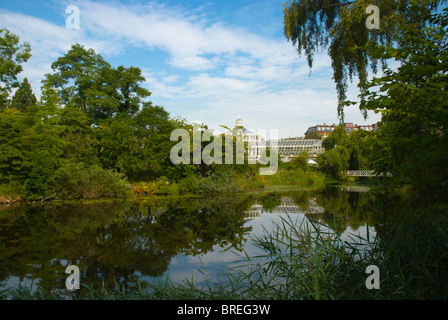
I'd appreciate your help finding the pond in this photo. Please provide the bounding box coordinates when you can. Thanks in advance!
[0,186,380,296]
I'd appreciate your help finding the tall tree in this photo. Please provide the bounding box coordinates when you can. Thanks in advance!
[10,77,37,111]
[0,108,30,182]
[283,0,447,121]
[0,29,31,108]
[45,44,151,123]
[360,7,448,199]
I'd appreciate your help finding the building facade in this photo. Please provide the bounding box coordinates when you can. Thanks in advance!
[266,138,324,160]
[305,122,378,136]
[232,117,265,162]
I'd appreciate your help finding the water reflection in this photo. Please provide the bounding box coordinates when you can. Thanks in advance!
[0,187,378,295]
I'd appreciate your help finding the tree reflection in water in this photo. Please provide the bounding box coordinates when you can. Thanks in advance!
[0,187,392,296]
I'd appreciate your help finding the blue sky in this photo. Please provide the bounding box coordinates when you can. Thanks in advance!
[0,0,381,138]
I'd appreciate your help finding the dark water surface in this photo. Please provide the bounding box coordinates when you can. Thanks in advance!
[0,186,379,294]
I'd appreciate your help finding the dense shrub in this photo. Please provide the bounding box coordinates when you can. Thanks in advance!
[131,177,179,195]
[265,169,323,186]
[48,162,131,199]
[178,173,240,194]
[0,182,24,202]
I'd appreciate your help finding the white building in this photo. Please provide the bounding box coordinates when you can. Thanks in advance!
[230,117,266,162]
[266,138,324,161]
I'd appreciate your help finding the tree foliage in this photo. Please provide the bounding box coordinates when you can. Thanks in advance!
[1,31,269,199]
[360,7,448,199]
[317,124,376,177]
[44,44,151,123]
[283,0,447,121]
[10,78,37,111]
[0,29,31,108]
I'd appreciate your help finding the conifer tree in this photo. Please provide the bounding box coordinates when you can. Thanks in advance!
[10,77,37,111]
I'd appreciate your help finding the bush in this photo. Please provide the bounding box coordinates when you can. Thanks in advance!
[178,173,240,194]
[48,162,131,199]
[154,176,179,194]
[131,181,157,196]
[0,182,24,202]
[243,178,265,191]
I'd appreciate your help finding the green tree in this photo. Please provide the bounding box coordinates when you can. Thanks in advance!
[317,144,351,178]
[359,7,448,199]
[304,131,322,139]
[21,103,66,197]
[290,149,309,169]
[113,66,151,116]
[95,114,138,175]
[10,78,37,112]
[283,0,447,121]
[59,106,98,165]
[346,128,376,170]
[318,124,376,173]
[39,78,98,166]
[44,44,151,123]
[0,29,31,108]
[94,104,175,180]
[44,44,111,114]
[132,104,176,179]
[322,124,347,150]
[0,108,30,182]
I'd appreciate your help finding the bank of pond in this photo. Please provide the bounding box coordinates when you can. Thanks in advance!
[0,184,447,300]
[0,167,327,203]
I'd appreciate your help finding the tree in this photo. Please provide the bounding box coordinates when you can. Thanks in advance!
[132,104,176,179]
[44,44,111,114]
[95,114,139,175]
[283,0,447,121]
[0,29,31,108]
[0,108,30,182]
[304,131,322,139]
[44,44,151,123]
[346,128,376,170]
[290,149,309,169]
[114,66,151,116]
[317,144,351,178]
[318,124,376,174]
[322,124,347,150]
[10,78,37,111]
[21,102,66,197]
[359,7,448,199]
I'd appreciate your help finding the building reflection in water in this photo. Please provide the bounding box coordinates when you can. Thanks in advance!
[243,197,327,228]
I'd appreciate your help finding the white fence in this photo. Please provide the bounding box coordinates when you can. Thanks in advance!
[345,170,392,177]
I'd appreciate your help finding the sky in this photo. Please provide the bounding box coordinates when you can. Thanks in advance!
[0,0,382,138]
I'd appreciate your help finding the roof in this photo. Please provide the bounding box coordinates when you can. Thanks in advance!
[266,139,322,147]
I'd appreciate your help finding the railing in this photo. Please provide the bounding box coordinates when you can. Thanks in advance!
[345,170,392,177]
[346,170,376,177]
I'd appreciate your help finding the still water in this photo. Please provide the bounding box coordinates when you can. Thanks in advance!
[0,186,377,294]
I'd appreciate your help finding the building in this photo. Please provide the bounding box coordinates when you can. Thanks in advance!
[266,137,324,161]
[228,117,324,162]
[305,122,378,137]
[231,117,266,162]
